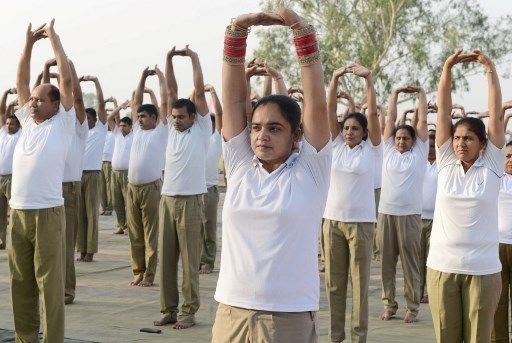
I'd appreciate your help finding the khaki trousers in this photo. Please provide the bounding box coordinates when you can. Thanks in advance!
[159,194,203,320]
[0,174,12,248]
[76,171,100,254]
[100,161,113,212]
[427,268,501,343]
[63,181,81,301]
[378,213,421,315]
[126,180,161,283]
[9,206,66,343]
[492,243,512,343]
[372,188,381,259]
[420,219,433,298]
[323,219,373,343]
[212,303,318,343]
[111,170,128,230]
[200,186,219,268]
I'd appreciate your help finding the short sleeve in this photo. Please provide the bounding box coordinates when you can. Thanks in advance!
[196,112,213,136]
[14,104,31,127]
[413,137,429,160]
[113,126,121,136]
[436,138,457,170]
[383,136,395,157]
[296,136,333,190]
[76,118,88,140]
[483,141,506,176]
[222,128,253,179]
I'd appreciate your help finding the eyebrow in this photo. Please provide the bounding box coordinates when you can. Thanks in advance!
[252,122,284,127]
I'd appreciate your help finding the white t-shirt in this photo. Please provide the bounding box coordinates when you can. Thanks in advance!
[421,161,438,220]
[10,104,75,209]
[102,131,115,162]
[324,135,382,223]
[83,121,107,171]
[161,113,212,196]
[214,129,332,312]
[206,131,223,188]
[111,127,133,171]
[128,121,168,185]
[63,119,88,182]
[427,140,505,275]
[0,126,21,175]
[379,136,429,215]
[498,173,512,244]
[374,135,384,189]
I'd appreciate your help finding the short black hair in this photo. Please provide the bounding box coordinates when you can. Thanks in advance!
[342,112,368,140]
[6,115,20,127]
[47,84,60,102]
[394,124,416,140]
[137,104,159,118]
[428,129,436,139]
[172,98,196,115]
[253,95,301,132]
[120,117,132,126]
[453,117,487,145]
[85,108,97,119]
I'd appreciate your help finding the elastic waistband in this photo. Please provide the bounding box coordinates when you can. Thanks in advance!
[129,179,161,188]
[83,170,101,174]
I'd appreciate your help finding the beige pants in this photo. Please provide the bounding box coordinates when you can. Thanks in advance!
[323,220,373,343]
[378,213,421,315]
[372,188,381,260]
[492,243,512,343]
[200,186,219,268]
[100,161,113,212]
[126,180,161,283]
[427,268,501,343]
[76,171,100,254]
[212,303,317,343]
[9,206,66,343]
[111,169,128,230]
[159,194,203,321]
[420,219,433,299]
[0,174,11,248]
[63,181,81,301]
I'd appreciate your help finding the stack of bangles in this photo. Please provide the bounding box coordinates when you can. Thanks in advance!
[224,22,249,65]
[293,25,320,66]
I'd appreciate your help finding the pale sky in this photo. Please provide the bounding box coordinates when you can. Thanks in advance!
[0,0,511,123]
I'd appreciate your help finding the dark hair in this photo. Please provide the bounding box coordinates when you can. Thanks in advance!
[6,115,20,127]
[47,84,60,102]
[394,124,416,140]
[428,129,436,139]
[453,117,487,144]
[137,104,159,118]
[252,95,301,132]
[120,117,132,126]
[172,98,196,115]
[506,140,512,147]
[210,114,216,126]
[341,112,368,140]
[85,108,97,119]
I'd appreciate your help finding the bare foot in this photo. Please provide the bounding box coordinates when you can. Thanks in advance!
[380,308,397,321]
[76,253,86,262]
[420,295,429,304]
[404,310,418,323]
[130,276,142,286]
[173,320,195,330]
[113,227,125,235]
[83,253,94,262]
[138,280,154,287]
[199,264,212,274]
[153,316,176,326]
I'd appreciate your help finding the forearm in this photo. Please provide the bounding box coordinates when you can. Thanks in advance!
[157,74,169,121]
[16,43,33,106]
[245,77,253,123]
[365,76,381,144]
[486,64,505,146]
[222,62,248,140]
[42,64,51,84]
[146,90,158,107]
[0,91,9,119]
[263,76,272,96]
[134,75,146,111]
[273,76,287,96]
[326,77,339,139]
[48,32,73,109]
[69,61,85,124]
[190,54,208,115]
[416,90,428,141]
[93,79,106,123]
[384,92,398,139]
[165,58,178,105]
[436,66,454,145]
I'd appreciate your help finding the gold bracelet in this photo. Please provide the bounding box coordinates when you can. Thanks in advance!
[225,25,249,38]
[292,25,315,38]
[298,52,321,66]
[223,55,245,65]
[230,18,250,34]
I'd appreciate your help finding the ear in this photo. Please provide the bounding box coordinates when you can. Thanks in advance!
[293,126,303,143]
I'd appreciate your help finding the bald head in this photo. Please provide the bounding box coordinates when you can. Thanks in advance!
[29,84,61,123]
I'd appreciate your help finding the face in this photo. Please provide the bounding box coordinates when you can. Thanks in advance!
[428,136,436,161]
[28,85,59,123]
[342,118,365,148]
[394,128,415,153]
[138,111,157,130]
[452,125,485,164]
[171,107,195,132]
[250,103,300,166]
[505,145,512,175]
[6,118,20,135]
[119,122,132,136]
[86,113,96,129]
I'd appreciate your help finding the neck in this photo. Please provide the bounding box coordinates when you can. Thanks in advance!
[260,153,292,173]
[428,158,436,164]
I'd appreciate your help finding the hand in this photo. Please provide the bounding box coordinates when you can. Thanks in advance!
[245,63,267,79]
[264,61,282,79]
[204,84,215,92]
[144,87,153,93]
[8,88,17,95]
[444,48,479,69]
[49,72,60,79]
[25,23,47,45]
[332,66,349,79]
[43,19,56,38]
[167,46,178,60]
[503,101,512,111]
[288,87,303,95]
[154,65,164,78]
[9,99,18,107]
[141,66,152,79]
[45,58,57,68]
[180,45,197,58]
[337,90,351,100]
[232,12,284,30]
[120,100,130,109]
[395,86,422,94]
[80,75,97,82]
[349,64,372,79]
[274,0,306,28]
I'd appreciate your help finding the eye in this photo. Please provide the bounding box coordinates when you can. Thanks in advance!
[251,125,261,132]
[269,127,280,133]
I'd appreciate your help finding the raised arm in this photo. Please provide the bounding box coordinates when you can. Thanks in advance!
[352,64,381,145]
[265,62,287,96]
[262,75,272,97]
[133,67,152,122]
[384,88,401,139]
[32,72,43,92]
[0,88,16,126]
[68,59,86,124]
[154,65,168,124]
[42,58,57,84]
[244,62,267,124]
[205,84,223,132]
[414,87,428,142]
[91,76,106,124]
[378,105,386,135]
[165,47,179,112]
[107,100,129,127]
[17,23,46,106]
[183,46,208,116]
[399,109,415,126]
[144,87,158,107]
[7,99,18,116]
[327,67,348,139]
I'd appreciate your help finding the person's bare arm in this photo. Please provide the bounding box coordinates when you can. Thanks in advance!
[205,84,223,132]
[107,100,129,128]
[265,62,287,95]
[384,88,401,139]
[414,87,428,142]
[327,67,348,139]
[17,23,46,107]
[0,88,16,126]
[399,109,415,126]
[262,74,272,97]
[32,72,43,91]
[165,47,179,113]
[68,59,86,124]
[7,99,18,116]
[42,58,57,84]
[352,64,381,145]
[144,87,158,107]
[155,65,168,124]
[452,104,466,118]
[133,67,152,123]
[183,46,208,116]
[244,62,267,124]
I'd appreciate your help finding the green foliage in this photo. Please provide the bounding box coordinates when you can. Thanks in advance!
[254,0,512,103]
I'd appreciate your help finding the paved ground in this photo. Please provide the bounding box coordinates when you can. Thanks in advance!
[0,189,436,342]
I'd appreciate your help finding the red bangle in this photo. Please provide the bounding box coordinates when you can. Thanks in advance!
[293,33,316,47]
[224,36,247,47]
[296,43,318,57]
[224,46,246,58]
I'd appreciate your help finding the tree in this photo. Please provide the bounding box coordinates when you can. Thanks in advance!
[253,0,512,103]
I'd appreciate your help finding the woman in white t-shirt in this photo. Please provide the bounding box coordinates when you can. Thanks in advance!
[378,86,429,323]
[427,49,506,343]
[492,141,512,341]
[211,5,331,343]
[322,64,382,343]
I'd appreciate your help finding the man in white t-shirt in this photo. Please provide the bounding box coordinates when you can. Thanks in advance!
[126,66,168,287]
[0,88,21,249]
[101,125,114,215]
[199,85,223,274]
[76,76,107,262]
[154,46,211,330]
[9,20,74,342]
[107,100,133,234]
